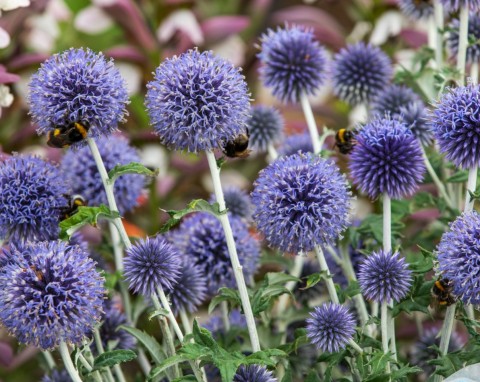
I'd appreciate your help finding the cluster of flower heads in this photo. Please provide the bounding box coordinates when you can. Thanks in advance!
[398,0,434,20]
[0,154,69,242]
[145,49,250,153]
[371,84,421,117]
[349,116,426,200]
[61,135,146,215]
[0,241,105,350]
[439,0,480,11]
[247,105,284,153]
[29,48,129,143]
[251,152,351,253]
[447,13,480,64]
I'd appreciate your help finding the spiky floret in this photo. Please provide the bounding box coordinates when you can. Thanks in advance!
[209,186,253,220]
[398,101,434,146]
[247,105,284,152]
[371,84,421,117]
[439,0,480,11]
[398,0,434,20]
[234,365,277,382]
[277,132,313,157]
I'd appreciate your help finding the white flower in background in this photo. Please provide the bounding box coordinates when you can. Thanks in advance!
[0,0,30,14]
[0,84,14,118]
[116,62,142,95]
[0,27,9,48]
[370,11,403,46]
[156,9,204,45]
[211,34,245,67]
[74,5,113,34]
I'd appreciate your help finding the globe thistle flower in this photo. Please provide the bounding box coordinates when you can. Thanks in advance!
[447,13,480,64]
[0,241,105,350]
[247,105,284,152]
[349,116,426,199]
[432,84,480,169]
[173,213,259,296]
[42,369,72,382]
[251,152,351,253]
[436,211,480,305]
[306,303,356,353]
[167,258,207,315]
[358,250,412,303]
[257,25,327,103]
[439,0,480,12]
[398,0,434,20]
[0,155,69,242]
[145,49,250,153]
[331,42,392,106]
[399,101,434,146]
[277,132,313,157]
[29,48,129,143]
[124,235,182,296]
[371,84,422,117]
[234,365,277,382]
[61,135,146,215]
[209,186,253,220]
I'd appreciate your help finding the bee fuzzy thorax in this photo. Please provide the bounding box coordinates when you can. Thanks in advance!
[47,121,90,148]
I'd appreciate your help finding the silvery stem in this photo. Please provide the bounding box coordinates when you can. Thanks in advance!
[59,342,83,382]
[300,92,321,154]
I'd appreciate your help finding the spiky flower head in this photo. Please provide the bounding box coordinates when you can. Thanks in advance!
[306,303,356,353]
[439,0,480,11]
[398,0,434,20]
[432,84,480,169]
[349,116,425,199]
[251,152,351,253]
[234,365,277,382]
[61,135,146,215]
[173,213,259,296]
[436,211,480,305]
[277,132,313,157]
[0,241,105,350]
[29,48,129,142]
[447,13,480,64]
[145,49,250,153]
[209,186,253,220]
[124,235,182,296]
[42,369,72,382]
[332,42,392,106]
[258,25,327,103]
[358,250,412,303]
[0,155,69,242]
[167,258,207,315]
[399,101,434,146]
[247,105,284,152]
[371,84,421,117]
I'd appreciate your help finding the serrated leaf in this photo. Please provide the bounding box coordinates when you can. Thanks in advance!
[159,199,226,233]
[265,272,300,285]
[172,376,197,382]
[446,171,469,183]
[300,271,328,290]
[148,355,190,381]
[148,308,170,320]
[208,287,242,314]
[108,162,158,184]
[119,326,165,365]
[92,349,136,370]
[59,205,121,240]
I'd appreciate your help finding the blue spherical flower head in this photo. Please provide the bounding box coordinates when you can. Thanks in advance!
[358,250,412,303]
[277,132,313,157]
[258,25,327,103]
[234,365,277,382]
[173,212,260,296]
[209,186,253,220]
[0,154,69,242]
[349,116,426,199]
[440,0,480,11]
[436,211,480,305]
[332,42,392,106]
[61,135,146,215]
[306,303,356,353]
[145,49,250,153]
[371,84,422,117]
[0,241,105,350]
[29,48,129,143]
[432,84,480,169]
[42,369,72,382]
[399,101,434,146]
[447,13,480,64]
[398,0,434,20]
[124,235,182,296]
[252,152,351,253]
[247,105,284,152]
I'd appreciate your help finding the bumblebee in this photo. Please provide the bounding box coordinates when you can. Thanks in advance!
[47,121,89,148]
[334,128,357,155]
[431,278,456,307]
[222,130,251,159]
[59,195,87,220]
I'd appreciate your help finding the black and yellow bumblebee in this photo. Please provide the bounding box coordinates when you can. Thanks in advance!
[334,128,357,155]
[47,121,89,148]
[222,129,251,159]
[59,195,87,221]
[431,277,456,307]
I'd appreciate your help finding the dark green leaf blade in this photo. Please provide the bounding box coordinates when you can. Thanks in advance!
[92,349,136,370]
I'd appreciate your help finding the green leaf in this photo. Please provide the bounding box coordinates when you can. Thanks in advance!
[59,205,121,240]
[390,365,423,379]
[209,287,242,314]
[119,326,165,365]
[281,368,293,382]
[159,199,226,233]
[305,370,321,382]
[446,170,469,183]
[148,354,190,381]
[108,162,158,185]
[301,271,328,290]
[92,349,136,370]
[148,308,170,320]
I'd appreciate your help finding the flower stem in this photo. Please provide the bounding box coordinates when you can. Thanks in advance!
[94,328,125,382]
[383,194,391,253]
[421,147,454,208]
[205,150,261,352]
[433,0,444,68]
[348,339,364,354]
[267,144,278,161]
[77,352,104,382]
[300,92,321,154]
[314,245,339,304]
[59,342,83,382]
[471,62,479,84]
[457,5,469,86]
[221,301,231,331]
[434,304,456,382]
[464,165,478,213]
[179,309,192,334]
[276,255,305,315]
[42,351,56,370]
[381,302,391,374]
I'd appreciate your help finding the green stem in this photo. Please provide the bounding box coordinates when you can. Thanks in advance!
[314,245,339,304]
[300,92,321,154]
[42,351,56,370]
[59,342,83,382]
[421,147,454,208]
[349,339,364,355]
[276,255,305,315]
[383,194,391,253]
[456,5,469,86]
[433,0,444,68]
[434,305,456,382]
[94,328,123,382]
[381,302,391,375]
[464,165,478,213]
